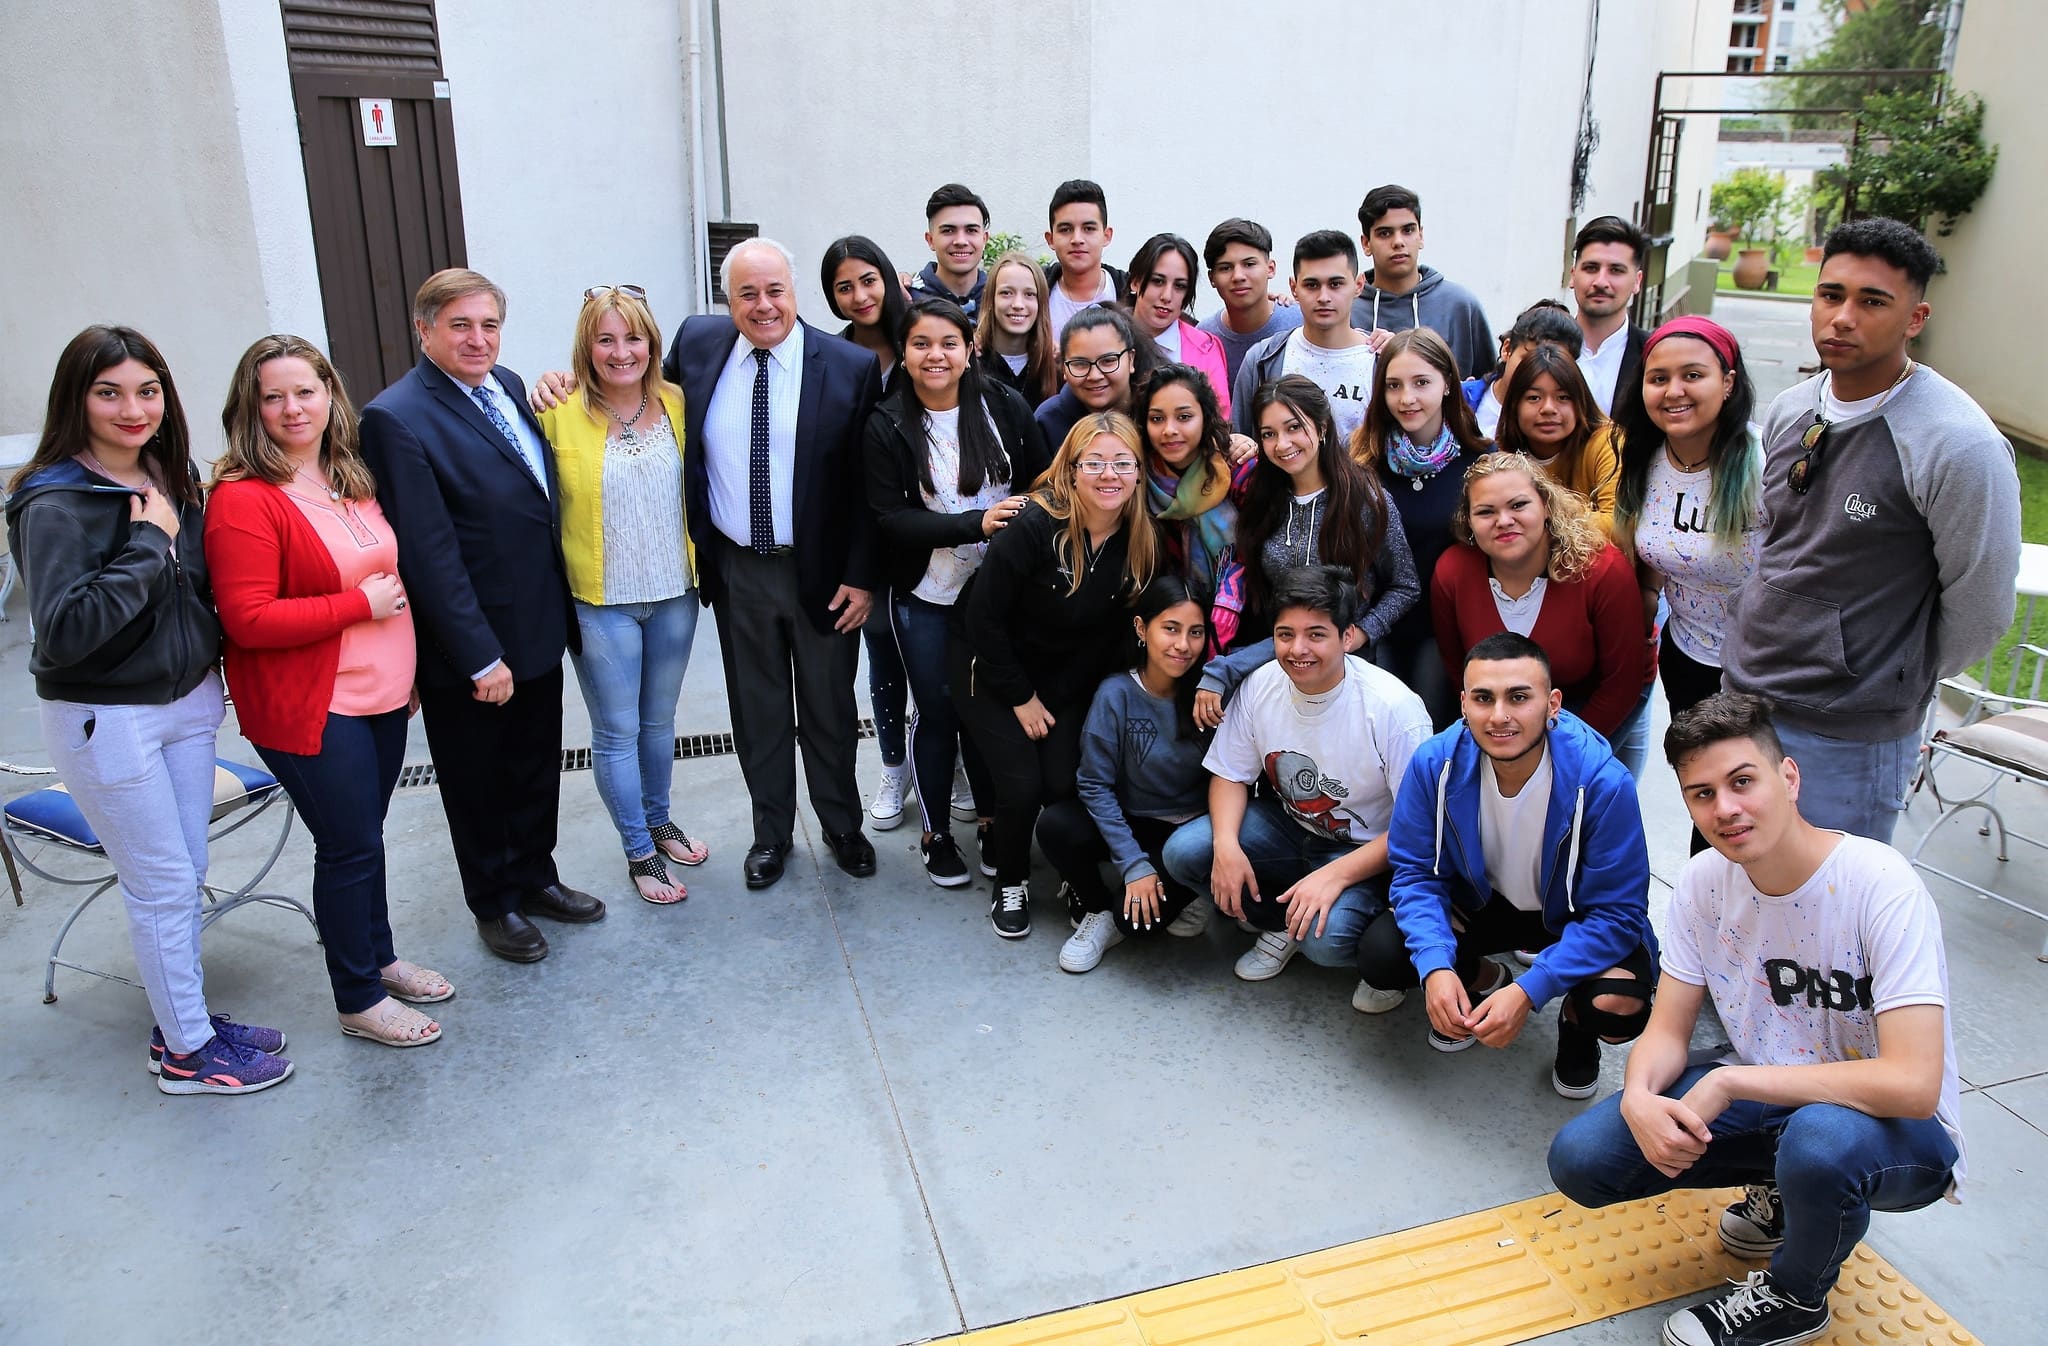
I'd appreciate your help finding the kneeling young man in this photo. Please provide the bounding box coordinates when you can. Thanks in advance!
[1548,692,1963,1346]
[1365,633,1655,1095]
[1162,565,1431,989]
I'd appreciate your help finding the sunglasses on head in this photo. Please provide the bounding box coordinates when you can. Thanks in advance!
[584,284,648,301]
[1788,415,1829,496]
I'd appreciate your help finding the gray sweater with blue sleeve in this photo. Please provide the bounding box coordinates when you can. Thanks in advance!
[1075,672,1212,882]
[1722,364,2019,741]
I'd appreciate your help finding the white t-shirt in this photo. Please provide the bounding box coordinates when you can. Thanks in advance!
[1281,329,1377,444]
[1480,746,1553,911]
[1046,269,1120,341]
[1489,576,1548,636]
[1204,655,1432,844]
[1664,834,1965,1192]
[1474,386,1504,439]
[1578,325,1629,414]
[1001,351,1028,375]
[911,403,1010,606]
[1822,380,1895,424]
[1632,451,1761,664]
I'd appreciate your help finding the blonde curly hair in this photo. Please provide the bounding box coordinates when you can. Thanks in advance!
[1450,450,1606,584]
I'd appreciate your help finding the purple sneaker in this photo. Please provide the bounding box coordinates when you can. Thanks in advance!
[156,1034,294,1096]
[148,1014,287,1075]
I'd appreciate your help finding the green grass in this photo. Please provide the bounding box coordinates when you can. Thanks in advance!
[1716,258,1821,297]
[1970,449,2048,697]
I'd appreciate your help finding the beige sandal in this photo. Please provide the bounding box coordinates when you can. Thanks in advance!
[380,959,455,1004]
[340,998,442,1048]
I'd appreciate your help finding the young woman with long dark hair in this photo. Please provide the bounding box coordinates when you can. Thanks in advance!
[1121,233,1233,417]
[1494,343,1620,535]
[1135,364,1247,597]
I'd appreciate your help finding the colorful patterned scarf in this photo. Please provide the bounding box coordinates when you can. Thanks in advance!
[1384,423,1462,482]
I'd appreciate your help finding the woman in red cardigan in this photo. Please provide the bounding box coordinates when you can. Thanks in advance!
[1431,451,1647,740]
[206,335,449,1048]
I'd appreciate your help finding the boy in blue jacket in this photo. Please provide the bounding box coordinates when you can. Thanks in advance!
[1361,631,1655,1097]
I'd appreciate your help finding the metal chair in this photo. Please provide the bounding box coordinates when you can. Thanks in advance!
[2,758,317,1002]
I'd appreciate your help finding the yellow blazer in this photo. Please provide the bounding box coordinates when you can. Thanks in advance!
[1537,422,1622,538]
[537,385,694,604]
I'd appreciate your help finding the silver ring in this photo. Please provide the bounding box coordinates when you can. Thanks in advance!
[395,598,408,610]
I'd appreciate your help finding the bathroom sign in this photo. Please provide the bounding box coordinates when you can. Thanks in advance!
[359,98,396,147]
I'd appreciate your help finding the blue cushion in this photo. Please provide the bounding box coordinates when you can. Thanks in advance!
[4,786,101,851]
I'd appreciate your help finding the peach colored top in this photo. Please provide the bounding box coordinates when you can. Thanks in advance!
[281,489,415,715]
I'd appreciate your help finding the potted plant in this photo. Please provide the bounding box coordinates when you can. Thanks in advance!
[1703,223,1735,262]
[1710,168,1788,290]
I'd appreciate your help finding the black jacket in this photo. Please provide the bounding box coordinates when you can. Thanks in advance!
[5,459,219,704]
[1041,261,1129,308]
[864,381,1050,597]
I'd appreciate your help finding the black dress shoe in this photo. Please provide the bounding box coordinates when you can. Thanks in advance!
[744,842,790,890]
[477,912,549,963]
[521,883,606,924]
[824,830,876,878]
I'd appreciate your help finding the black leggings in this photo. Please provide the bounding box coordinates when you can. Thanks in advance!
[948,640,1086,886]
[1356,899,1655,1040]
[1658,625,1725,855]
[1034,801,1197,934]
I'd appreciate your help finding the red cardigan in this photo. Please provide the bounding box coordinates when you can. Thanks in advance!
[1431,541,1647,736]
[203,479,379,755]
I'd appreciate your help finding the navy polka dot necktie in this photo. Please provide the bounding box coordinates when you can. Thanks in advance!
[749,346,774,553]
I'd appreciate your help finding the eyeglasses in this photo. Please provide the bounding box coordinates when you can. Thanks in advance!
[584,284,648,301]
[1076,459,1140,478]
[1060,349,1130,379]
[1788,416,1829,495]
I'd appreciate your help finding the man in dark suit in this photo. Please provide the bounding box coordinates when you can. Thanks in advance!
[664,239,881,890]
[360,268,603,963]
[1570,215,1653,416]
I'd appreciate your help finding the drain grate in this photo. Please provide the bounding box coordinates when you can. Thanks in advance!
[395,717,876,789]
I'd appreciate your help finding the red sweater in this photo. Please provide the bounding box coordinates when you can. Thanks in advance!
[1431,541,1647,736]
[203,480,377,755]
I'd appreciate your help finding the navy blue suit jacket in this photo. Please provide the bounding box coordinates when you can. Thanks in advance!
[663,317,881,631]
[360,356,577,687]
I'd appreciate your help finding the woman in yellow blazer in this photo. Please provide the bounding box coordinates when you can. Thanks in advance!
[1494,342,1622,537]
[537,286,708,904]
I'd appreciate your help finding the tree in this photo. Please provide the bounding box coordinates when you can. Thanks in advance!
[1779,0,1947,119]
[1832,89,1997,237]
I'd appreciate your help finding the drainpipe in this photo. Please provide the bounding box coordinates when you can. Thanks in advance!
[685,0,712,312]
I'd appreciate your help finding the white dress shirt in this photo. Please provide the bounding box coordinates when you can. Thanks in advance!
[475,372,551,498]
[702,323,802,548]
[1577,324,1628,415]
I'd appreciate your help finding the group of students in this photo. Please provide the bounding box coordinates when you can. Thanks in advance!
[7,174,2020,1346]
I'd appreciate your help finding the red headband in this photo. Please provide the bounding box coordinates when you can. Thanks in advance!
[1645,316,1740,371]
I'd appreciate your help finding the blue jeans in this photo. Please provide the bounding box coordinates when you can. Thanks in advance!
[570,593,700,859]
[39,675,225,1053]
[256,709,407,1014]
[863,589,908,766]
[888,592,990,836]
[1547,1063,1956,1304]
[1607,677,1655,779]
[1771,720,1919,844]
[1160,796,1387,967]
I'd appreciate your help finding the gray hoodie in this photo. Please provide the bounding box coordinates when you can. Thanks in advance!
[1349,265,1495,383]
[1721,364,2019,740]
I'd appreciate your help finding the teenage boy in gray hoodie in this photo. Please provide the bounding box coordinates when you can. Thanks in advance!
[1720,218,2019,845]
[1349,184,1495,383]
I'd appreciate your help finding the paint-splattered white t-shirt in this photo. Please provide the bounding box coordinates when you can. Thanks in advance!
[1664,833,1965,1192]
[1631,445,1761,666]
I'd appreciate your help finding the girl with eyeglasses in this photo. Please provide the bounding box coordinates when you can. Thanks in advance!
[535,286,708,905]
[975,250,1060,405]
[950,413,1159,940]
[1032,307,1158,452]
[864,298,1049,888]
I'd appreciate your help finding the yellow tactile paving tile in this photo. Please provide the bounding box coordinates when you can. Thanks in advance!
[933,1188,1979,1346]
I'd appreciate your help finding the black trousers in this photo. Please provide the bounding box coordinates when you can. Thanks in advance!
[949,638,1086,886]
[418,665,564,920]
[1034,801,1197,934]
[713,540,863,848]
[1658,625,1725,855]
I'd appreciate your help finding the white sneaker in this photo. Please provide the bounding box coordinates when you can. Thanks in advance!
[1351,980,1407,1014]
[949,760,976,822]
[1058,910,1126,973]
[1166,894,1213,937]
[868,764,908,830]
[1233,930,1299,981]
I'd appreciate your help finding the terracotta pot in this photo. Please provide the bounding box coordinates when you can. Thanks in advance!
[1704,231,1735,261]
[1732,248,1771,290]
[1804,245,1824,263]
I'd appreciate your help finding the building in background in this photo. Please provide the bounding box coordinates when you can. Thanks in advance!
[2,0,1738,462]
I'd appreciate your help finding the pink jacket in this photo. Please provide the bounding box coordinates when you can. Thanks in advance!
[1175,321,1233,417]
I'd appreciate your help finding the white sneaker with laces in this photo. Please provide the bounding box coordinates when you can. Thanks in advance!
[1166,894,1212,937]
[1058,910,1126,973]
[868,764,908,830]
[1351,980,1407,1014]
[949,761,976,822]
[1233,930,1299,981]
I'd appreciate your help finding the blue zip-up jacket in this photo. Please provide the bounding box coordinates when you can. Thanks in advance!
[1386,709,1656,1009]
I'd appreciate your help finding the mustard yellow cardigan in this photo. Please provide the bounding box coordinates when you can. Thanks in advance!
[537,385,695,604]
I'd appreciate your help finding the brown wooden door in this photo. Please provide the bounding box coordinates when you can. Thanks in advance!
[290,72,467,404]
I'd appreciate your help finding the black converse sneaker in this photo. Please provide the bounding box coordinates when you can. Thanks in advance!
[1662,1270,1828,1346]
[1718,1183,1786,1258]
[989,883,1031,939]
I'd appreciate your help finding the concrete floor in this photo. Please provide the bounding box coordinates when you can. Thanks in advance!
[1,297,2040,1345]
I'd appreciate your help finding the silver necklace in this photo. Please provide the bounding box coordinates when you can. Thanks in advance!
[293,465,342,501]
[606,390,650,446]
[82,449,148,490]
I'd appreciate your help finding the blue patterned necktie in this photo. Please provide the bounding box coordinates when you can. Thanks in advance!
[749,346,774,553]
[470,383,541,487]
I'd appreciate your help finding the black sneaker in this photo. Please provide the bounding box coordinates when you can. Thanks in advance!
[921,833,971,888]
[1718,1184,1786,1258]
[990,883,1031,939]
[1552,1010,1602,1098]
[1662,1271,1828,1346]
[1059,880,1085,929]
[976,819,996,877]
